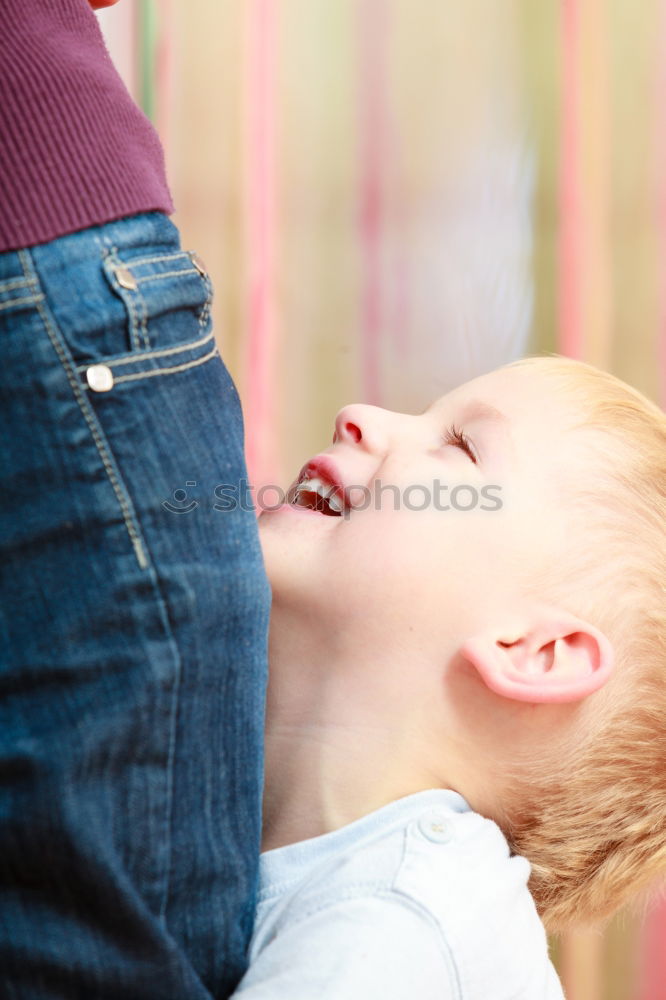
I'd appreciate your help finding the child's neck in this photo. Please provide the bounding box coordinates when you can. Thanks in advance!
[260,608,452,853]
[261,718,440,852]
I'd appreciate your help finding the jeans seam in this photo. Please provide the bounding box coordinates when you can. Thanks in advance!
[137,269,199,284]
[106,346,219,386]
[74,329,215,370]
[123,250,189,268]
[139,278,150,350]
[100,247,211,352]
[199,276,212,332]
[0,276,39,292]
[97,240,195,925]
[110,247,146,351]
[20,249,151,572]
[0,294,44,312]
[25,243,181,920]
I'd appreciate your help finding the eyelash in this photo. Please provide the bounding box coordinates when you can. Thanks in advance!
[442,423,478,464]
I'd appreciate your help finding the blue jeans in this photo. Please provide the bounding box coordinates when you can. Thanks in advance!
[0,213,271,998]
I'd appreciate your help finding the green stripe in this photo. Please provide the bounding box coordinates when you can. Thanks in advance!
[138,0,158,123]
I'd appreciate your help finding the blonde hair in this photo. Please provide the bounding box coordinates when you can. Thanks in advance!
[495,354,666,934]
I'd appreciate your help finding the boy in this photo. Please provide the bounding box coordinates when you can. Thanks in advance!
[232,355,666,998]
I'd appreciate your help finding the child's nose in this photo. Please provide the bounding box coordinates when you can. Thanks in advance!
[334,403,427,455]
[333,404,390,453]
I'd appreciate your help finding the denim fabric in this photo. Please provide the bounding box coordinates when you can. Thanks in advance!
[0,213,271,999]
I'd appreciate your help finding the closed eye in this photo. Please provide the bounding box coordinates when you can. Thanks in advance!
[442,423,478,464]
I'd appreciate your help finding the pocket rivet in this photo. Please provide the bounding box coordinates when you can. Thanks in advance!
[116,266,137,291]
[86,364,115,392]
[190,253,207,278]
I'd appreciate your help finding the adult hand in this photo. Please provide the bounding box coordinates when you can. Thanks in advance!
[88,0,122,9]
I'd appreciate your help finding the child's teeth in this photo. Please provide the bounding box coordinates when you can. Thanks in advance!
[296,476,322,493]
[297,477,337,499]
[294,475,344,513]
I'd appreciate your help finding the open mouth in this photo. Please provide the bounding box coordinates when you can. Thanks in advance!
[290,475,345,516]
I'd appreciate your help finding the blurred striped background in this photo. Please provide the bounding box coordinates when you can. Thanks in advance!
[98,3,666,997]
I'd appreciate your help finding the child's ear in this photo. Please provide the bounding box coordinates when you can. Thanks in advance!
[459,611,614,704]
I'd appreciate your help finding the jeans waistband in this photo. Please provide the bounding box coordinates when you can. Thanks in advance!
[0,212,177,284]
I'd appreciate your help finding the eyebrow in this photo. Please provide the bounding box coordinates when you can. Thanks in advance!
[457,400,510,427]
[458,400,513,461]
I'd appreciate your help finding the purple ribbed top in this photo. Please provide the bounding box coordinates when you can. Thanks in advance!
[0,0,173,252]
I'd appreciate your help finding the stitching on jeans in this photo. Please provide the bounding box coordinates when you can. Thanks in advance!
[72,232,180,921]
[81,346,219,387]
[121,249,149,349]
[0,276,38,293]
[199,291,207,332]
[104,251,210,348]
[122,251,188,268]
[136,268,199,284]
[128,268,210,343]
[109,249,142,352]
[125,247,151,349]
[113,347,219,383]
[74,329,215,371]
[113,346,218,383]
[138,280,150,351]
[19,250,150,571]
[198,275,212,332]
[0,294,44,311]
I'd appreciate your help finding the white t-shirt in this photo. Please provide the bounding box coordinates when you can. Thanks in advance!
[233,789,565,999]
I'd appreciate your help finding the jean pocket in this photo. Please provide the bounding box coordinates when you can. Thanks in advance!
[77,248,218,391]
[102,248,213,353]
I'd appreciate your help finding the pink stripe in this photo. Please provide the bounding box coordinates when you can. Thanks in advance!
[391,233,410,364]
[635,897,666,1000]
[389,107,410,366]
[244,0,279,487]
[557,0,583,360]
[155,0,175,161]
[358,0,388,405]
[656,0,666,408]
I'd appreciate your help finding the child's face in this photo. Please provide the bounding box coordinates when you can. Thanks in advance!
[259,364,589,653]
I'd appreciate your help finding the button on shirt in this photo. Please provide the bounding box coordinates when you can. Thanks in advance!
[232,789,565,999]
